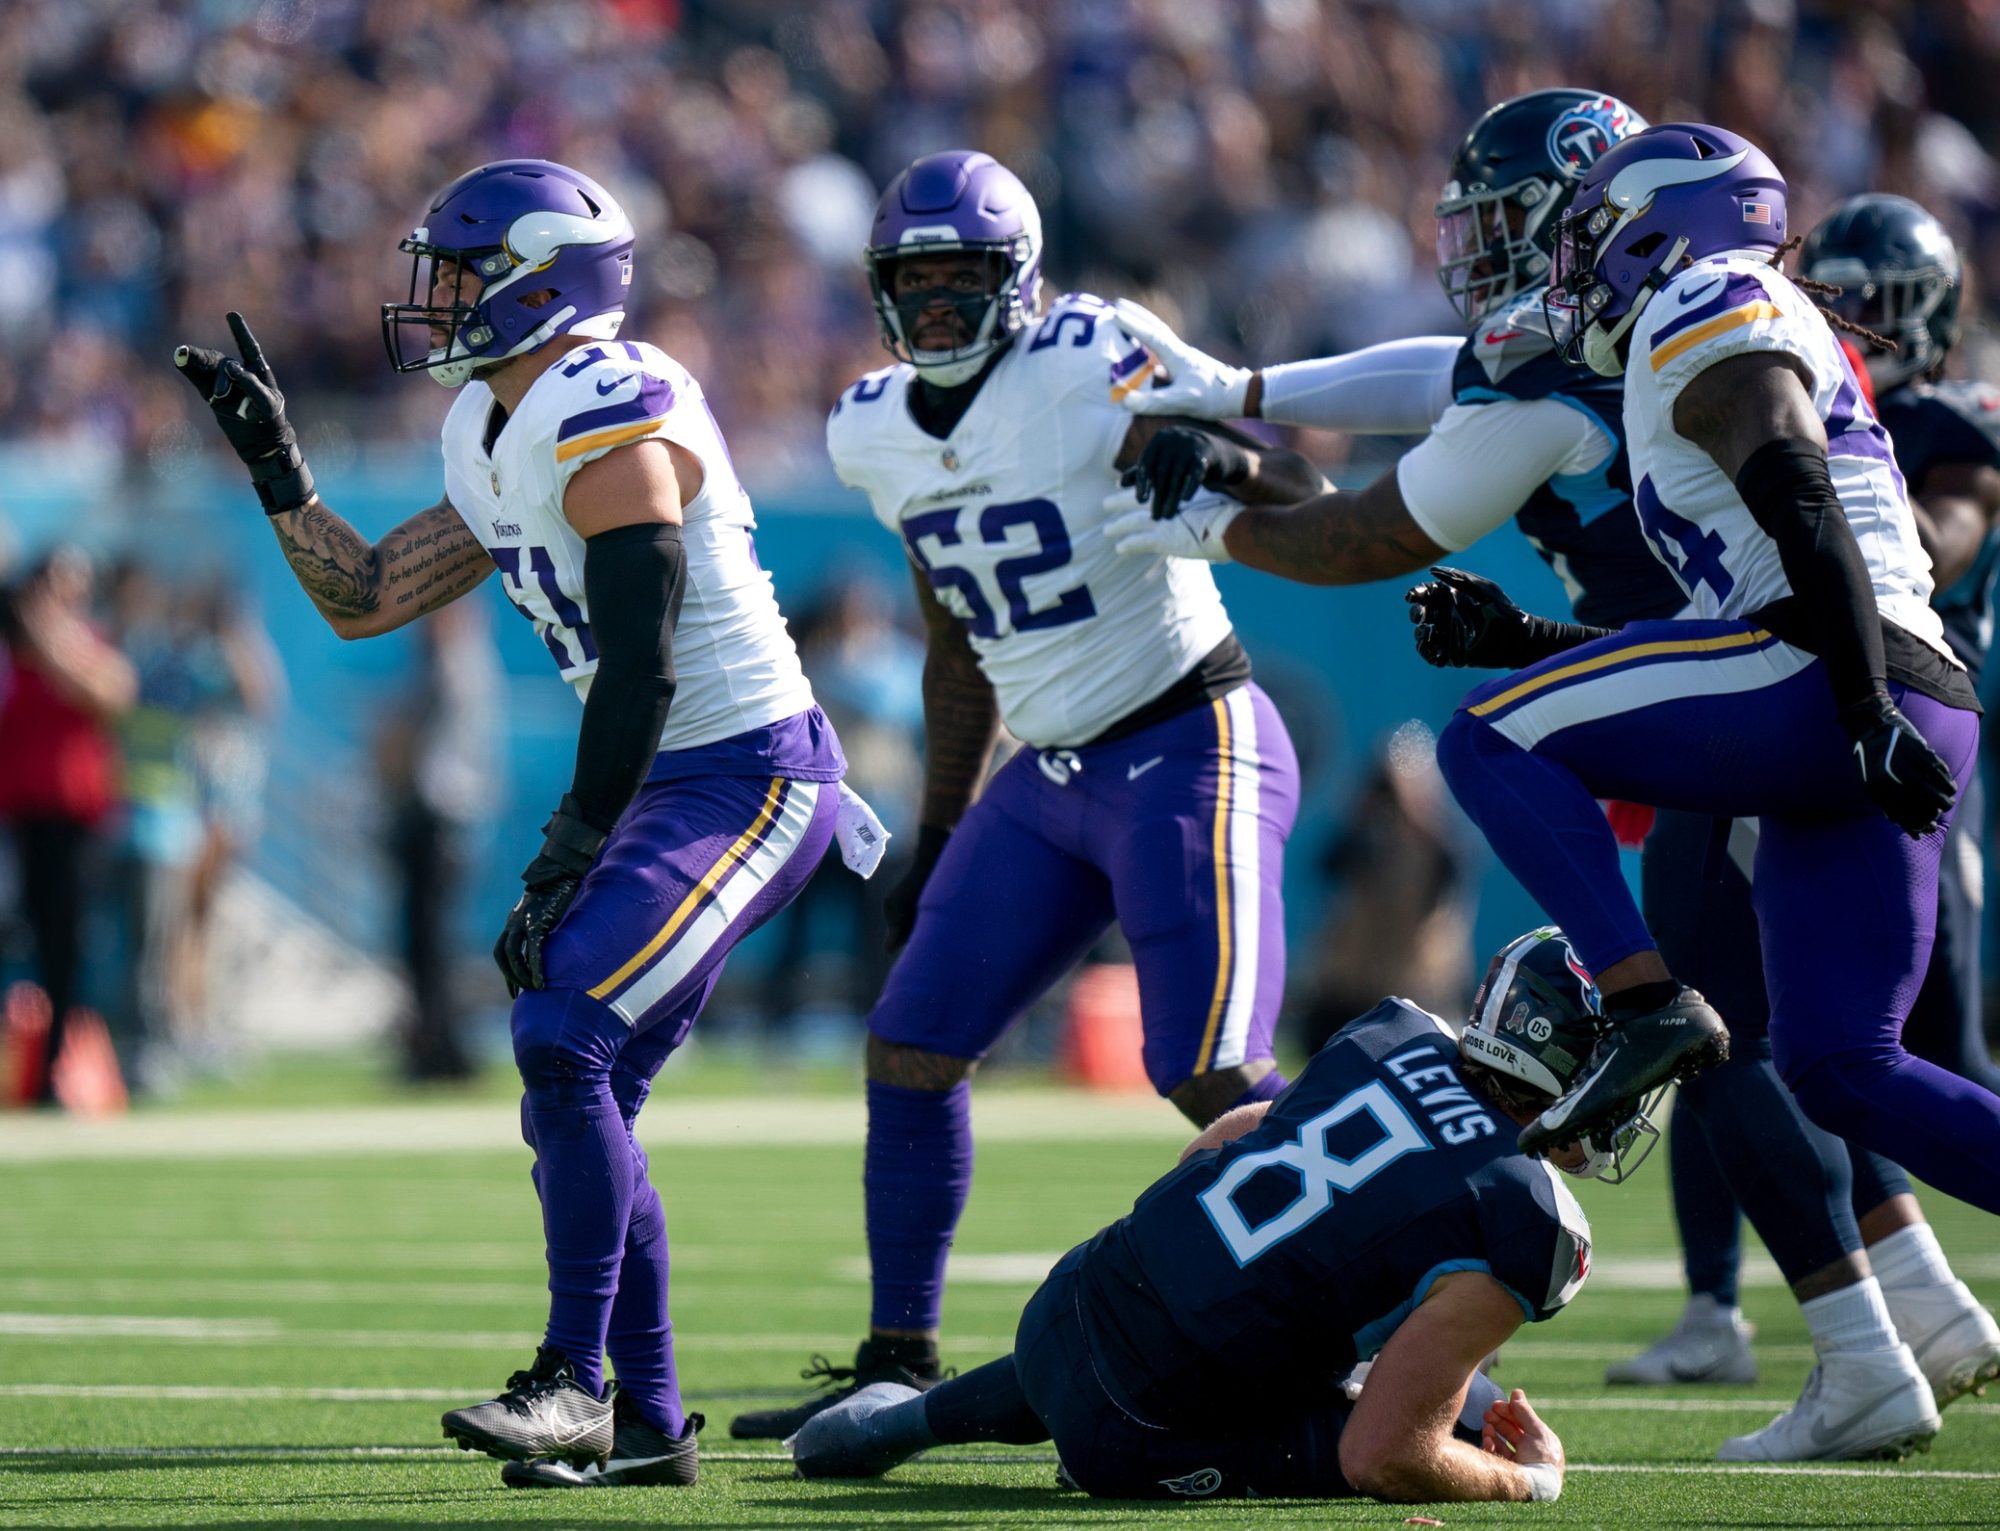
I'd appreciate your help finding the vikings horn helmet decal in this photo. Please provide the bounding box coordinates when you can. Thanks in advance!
[383,160,636,388]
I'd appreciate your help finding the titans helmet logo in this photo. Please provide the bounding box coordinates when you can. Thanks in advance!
[1547,98,1632,180]
[1158,1467,1224,1497]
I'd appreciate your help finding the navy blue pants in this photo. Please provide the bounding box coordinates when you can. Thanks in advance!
[1004,1246,1484,1500]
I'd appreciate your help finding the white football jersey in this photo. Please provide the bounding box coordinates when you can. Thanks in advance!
[826,293,1235,748]
[440,339,815,751]
[1623,253,1950,658]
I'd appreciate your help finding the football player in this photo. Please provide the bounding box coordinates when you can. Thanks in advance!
[1415,124,2000,1222]
[790,930,1642,1502]
[177,160,879,1489]
[1615,196,2000,1441]
[1109,93,1994,1457]
[728,150,1324,1440]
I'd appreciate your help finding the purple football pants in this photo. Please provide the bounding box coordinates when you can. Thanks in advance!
[864,682,1300,1332]
[511,767,838,1429]
[1436,618,2000,1215]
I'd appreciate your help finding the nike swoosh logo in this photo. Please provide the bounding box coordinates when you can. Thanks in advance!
[545,1415,606,1446]
[1484,329,1527,344]
[597,374,636,395]
[1674,277,1726,307]
[1127,756,1165,781]
[1536,1051,1614,1132]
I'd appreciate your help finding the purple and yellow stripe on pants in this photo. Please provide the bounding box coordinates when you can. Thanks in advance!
[569,776,826,1027]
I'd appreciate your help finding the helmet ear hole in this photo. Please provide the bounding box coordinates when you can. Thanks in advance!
[1627,232,1666,258]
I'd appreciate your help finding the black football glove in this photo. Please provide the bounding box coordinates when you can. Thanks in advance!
[1406,566,1533,668]
[883,824,952,954]
[1841,691,1958,839]
[173,312,316,515]
[1121,426,1251,521]
[494,795,609,996]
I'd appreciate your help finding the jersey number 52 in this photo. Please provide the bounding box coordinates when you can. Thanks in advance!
[902,499,1097,638]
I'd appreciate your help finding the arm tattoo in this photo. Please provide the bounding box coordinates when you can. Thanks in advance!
[908,561,1000,828]
[1228,480,1443,585]
[270,499,381,618]
[268,498,492,633]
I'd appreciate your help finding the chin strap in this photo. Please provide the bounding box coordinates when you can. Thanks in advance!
[1580,235,1691,376]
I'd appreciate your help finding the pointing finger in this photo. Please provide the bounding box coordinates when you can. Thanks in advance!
[226,311,274,384]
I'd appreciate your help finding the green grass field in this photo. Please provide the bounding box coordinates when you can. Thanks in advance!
[3,1067,1998,1528]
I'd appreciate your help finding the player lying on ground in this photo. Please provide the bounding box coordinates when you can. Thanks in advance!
[1104,90,2000,1458]
[791,928,1662,1502]
[731,150,1326,1440]
[178,159,884,1490]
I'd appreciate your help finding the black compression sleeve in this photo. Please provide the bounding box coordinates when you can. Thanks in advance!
[1734,437,1887,710]
[567,521,686,833]
[1508,617,1615,667]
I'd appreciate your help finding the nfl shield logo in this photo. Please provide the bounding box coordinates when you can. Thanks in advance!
[490,469,502,496]
[941,447,961,472]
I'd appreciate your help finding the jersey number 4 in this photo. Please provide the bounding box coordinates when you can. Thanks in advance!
[1636,495,1734,603]
[1199,1082,1431,1267]
[902,498,1097,638]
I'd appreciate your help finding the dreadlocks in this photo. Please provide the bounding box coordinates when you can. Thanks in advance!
[1772,235,1900,354]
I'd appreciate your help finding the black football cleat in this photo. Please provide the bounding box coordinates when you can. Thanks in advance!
[502,1394,702,1488]
[1518,986,1729,1158]
[729,1340,945,1440]
[441,1346,614,1467]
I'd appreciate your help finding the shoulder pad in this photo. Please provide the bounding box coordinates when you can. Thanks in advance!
[536,343,681,463]
[1454,291,1567,399]
[1475,1158,1593,1321]
[1015,293,1141,390]
[1928,380,2000,451]
[830,365,904,421]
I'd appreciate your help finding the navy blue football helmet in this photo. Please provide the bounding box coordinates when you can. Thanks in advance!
[1801,194,1962,388]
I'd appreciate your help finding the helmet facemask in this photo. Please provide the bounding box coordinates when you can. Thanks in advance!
[1436,177,1561,323]
[1547,200,1689,377]
[866,238,1039,387]
[1806,256,1955,387]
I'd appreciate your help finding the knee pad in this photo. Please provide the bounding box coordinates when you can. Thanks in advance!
[511,986,626,1096]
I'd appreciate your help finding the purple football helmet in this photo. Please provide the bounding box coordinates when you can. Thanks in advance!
[1546,123,1787,376]
[382,160,635,388]
[865,150,1043,385]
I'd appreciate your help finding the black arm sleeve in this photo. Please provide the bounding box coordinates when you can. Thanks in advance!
[1734,437,1887,711]
[1505,617,1615,668]
[567,521,686,833]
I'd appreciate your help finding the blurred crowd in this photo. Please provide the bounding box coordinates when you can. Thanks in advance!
[0,0,1996,488]
[0,545,280,1103]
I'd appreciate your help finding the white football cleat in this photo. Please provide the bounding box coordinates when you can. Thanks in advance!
[1716,1347,1939,1462]
[1886,1279,2000,1410]
[1605,1293,1757,1385]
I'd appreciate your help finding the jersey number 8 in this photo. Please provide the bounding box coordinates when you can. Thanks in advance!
[1199,1082,1432,1267]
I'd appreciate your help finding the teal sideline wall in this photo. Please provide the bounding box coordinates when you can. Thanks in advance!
[1,447,1591,977]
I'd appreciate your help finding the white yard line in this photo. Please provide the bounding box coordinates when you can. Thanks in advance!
[0,1091,1190,1163]
[0,1315,1019,1350]
[0,1443,1996,1479]
[3,1384,1994,1416]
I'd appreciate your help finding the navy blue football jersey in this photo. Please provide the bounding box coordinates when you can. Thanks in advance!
[1877,378,2000,680]
[1072,999,1592,1425]
[1452,290,1686,628]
